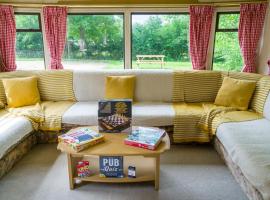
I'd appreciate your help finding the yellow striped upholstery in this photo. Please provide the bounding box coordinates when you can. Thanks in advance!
[39,101,75,131]
[0,71,34,104]
[172,71,184,102]
[183,71,221,103]
[173,103,210,143]
[228,71,262,81]
[34,70,76,102]
[221,71,229,79]
[211,110,262,135]
[251,76,270,114]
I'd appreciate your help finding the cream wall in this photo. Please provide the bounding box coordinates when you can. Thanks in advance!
[257,1,270,75]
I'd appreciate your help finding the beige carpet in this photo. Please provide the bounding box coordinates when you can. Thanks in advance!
[0,144,248,200]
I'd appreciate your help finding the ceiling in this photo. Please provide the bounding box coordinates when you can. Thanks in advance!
[0,0,266,5]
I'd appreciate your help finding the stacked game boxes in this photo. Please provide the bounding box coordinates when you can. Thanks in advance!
[77,161,92,177]
[98,99,132,133]
[58,127,104,152]
[124,127,166,150]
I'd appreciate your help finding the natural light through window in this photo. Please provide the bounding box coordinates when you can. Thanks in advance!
[15,13,45,70]
[213,13,243,71]
[132,14,191,69]
[63,14,124,70]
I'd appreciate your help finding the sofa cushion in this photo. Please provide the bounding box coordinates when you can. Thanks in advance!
[183,71,221,103]
[263,92,270,120]
[62,101,174,127]
[34,70,76,102]
[73,70,173,102]
[132,102,174,126]
[214,77,256,111]
[62,102,98,125]
[2,76,40,108]
[173,102,210,143]
[0,71,34,104]
[105,75,136,100]
[216,119,270,200]
[0,113,33,159]
[251,76,270,114]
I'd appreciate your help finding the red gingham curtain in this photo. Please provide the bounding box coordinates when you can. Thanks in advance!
[189,6,214,70]
[239,3,267,73]
[0,5,16,72]
[43,6,67,70]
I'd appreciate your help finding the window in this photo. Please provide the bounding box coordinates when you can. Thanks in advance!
[63,14,124,70]
[213,12,243,71]
[15,13,45,70]
[132,13,190,69]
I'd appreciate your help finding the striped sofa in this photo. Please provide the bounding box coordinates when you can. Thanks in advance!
[0,69,270,200]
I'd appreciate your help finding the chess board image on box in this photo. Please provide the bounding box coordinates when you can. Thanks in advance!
[98,99,132,133]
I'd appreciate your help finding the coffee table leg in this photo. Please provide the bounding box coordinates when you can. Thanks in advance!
[67,153,75,190]
[155,155,160,190]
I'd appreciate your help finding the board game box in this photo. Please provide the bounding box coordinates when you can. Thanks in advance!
[98,99,132,133]
[99,156,124,178]
[124,127,166,150]
[58,127,104,152]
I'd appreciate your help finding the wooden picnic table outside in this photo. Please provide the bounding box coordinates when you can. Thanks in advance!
[136,55,165,68]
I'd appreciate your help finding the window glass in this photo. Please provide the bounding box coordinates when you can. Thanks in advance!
[213,13,243,71]
[15,14,40,29]
[218,13,239,30]
[132,14,191,69]
[15,14,45,70]
[63,14,124,70]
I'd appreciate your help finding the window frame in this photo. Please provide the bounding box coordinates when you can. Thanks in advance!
[15,12,46,69]
[64,12,126,69]
[130,12,190,69]
[211,11,240,70]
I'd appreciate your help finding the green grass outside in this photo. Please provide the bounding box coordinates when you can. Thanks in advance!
[17,58,241,72]
[104,60,192,70]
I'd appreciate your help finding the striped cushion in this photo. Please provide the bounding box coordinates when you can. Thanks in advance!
[183,71,222,103]
[34,70,76,102]
[173,103,210,143]
[251,76,270,114]
[0,71,34,104]
[172,71,185,102]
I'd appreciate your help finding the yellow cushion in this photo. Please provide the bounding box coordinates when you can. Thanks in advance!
[2,76,40,108]
[214,77,256,111]
[105,75,136,100]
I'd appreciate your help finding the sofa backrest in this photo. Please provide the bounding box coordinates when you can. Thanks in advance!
[183,71,222,103]
[73,69,174,102]
[251,76,270,114]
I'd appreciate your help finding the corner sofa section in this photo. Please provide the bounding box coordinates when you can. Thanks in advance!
[0,69,270,200]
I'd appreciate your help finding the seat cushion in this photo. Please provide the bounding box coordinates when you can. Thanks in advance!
[0,113,33,159]
[132,102,174,126]
[216,119,270,200]
[62,102,98,126]
[62,101,174,127]
[173,102,210,143]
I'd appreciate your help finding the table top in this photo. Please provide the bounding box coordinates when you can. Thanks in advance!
[57,126,170,156]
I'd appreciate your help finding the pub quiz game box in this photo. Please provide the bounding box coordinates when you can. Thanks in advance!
[98,99,132,133]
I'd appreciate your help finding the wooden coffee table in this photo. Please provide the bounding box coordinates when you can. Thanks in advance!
[57,126,170,190]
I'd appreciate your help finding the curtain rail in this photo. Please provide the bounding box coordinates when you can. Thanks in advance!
[0,1,268,8]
